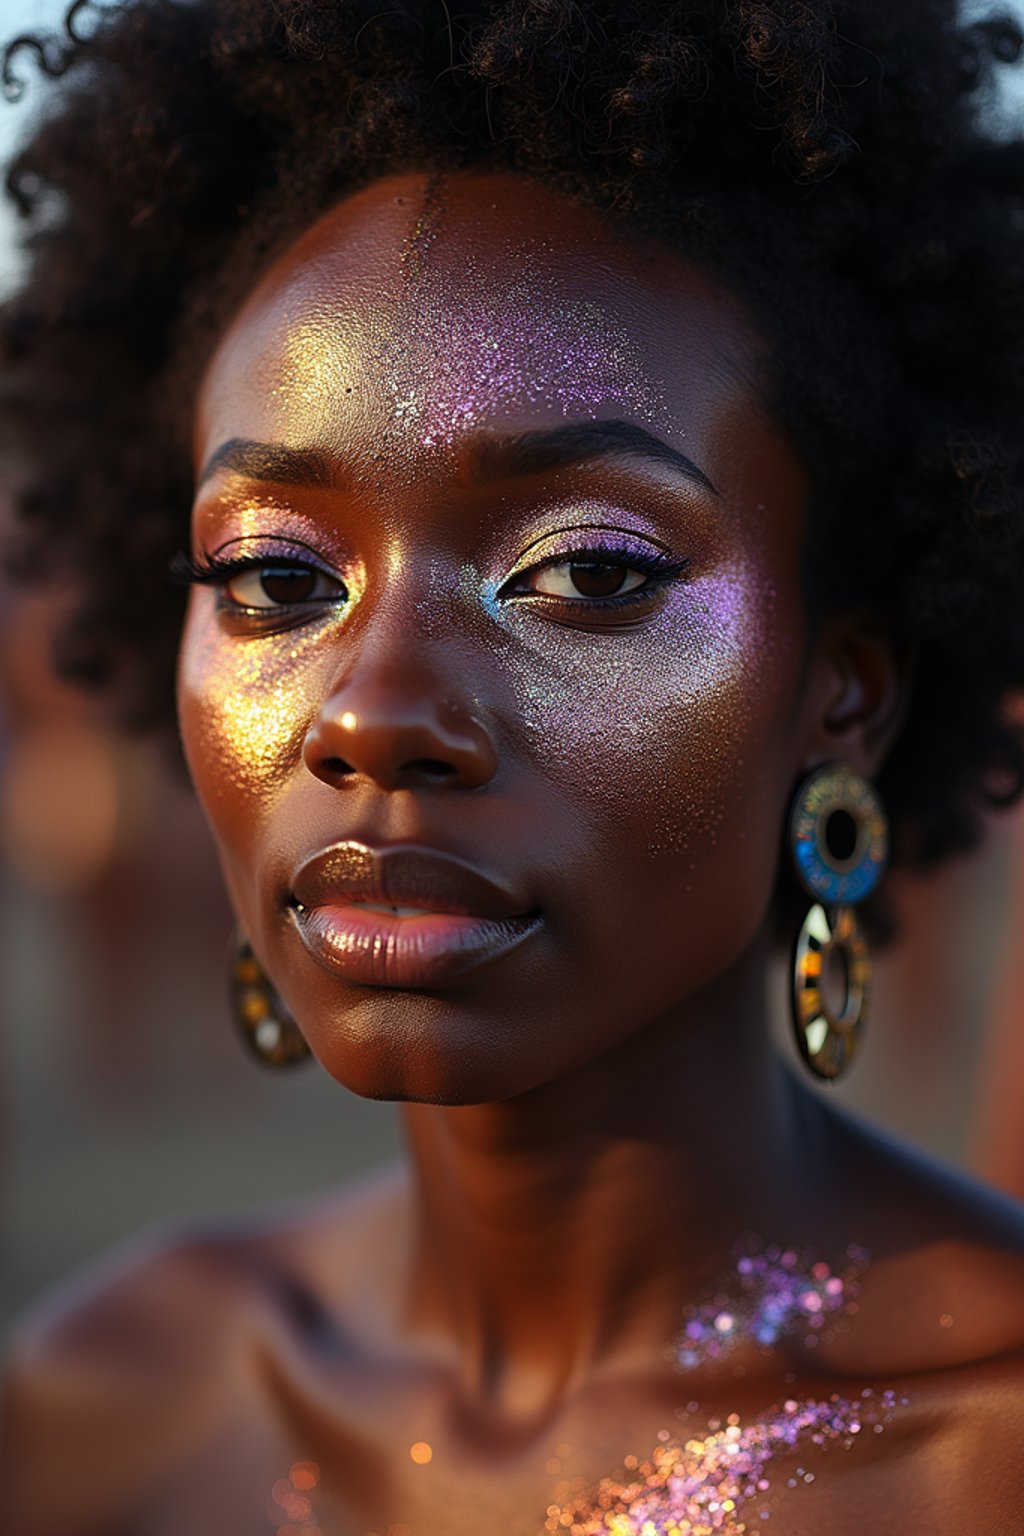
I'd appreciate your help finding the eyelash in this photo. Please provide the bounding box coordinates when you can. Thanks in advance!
[170,549,346,614]
[502,544,689,610]
[169,543,689,615]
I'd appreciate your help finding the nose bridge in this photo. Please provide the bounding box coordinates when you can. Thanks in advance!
[303,577,498,792]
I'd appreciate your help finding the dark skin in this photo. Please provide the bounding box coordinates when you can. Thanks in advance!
[4,171,1024,1536]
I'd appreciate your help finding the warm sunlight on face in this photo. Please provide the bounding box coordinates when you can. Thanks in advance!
[179,170,809,1104]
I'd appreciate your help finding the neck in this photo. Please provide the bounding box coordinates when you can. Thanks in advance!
[400,926,820,1425]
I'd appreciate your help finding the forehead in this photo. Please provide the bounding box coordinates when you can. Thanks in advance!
[194,171,765,479]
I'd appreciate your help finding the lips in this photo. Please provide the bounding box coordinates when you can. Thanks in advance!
[288,842,542,987]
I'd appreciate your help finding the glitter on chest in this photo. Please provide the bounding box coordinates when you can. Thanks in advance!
[546,1238,903,1535]
[266,1460,323,1534]
[676,1238,868,1368]
[545,1389,902,1535]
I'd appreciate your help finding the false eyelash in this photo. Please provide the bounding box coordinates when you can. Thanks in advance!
[502,545,690,600]
[583,547,685,578]
[168,549,314,587]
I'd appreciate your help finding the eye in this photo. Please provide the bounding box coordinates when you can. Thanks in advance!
[527,560,650,600]
[223,562,347,610]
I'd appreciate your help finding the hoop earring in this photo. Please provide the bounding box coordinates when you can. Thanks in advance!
[788,762,889,1081]
[227,929,311,1069]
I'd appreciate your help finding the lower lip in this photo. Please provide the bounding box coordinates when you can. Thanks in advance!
[291,903,543,988]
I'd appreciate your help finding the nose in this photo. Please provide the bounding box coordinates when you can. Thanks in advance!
[302,652,499,792]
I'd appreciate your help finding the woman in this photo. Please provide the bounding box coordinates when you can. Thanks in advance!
[2,1,1024,1531]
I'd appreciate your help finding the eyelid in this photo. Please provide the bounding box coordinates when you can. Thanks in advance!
[504,525,677,578]
[172,539,347,586]
[208,534,339,571]
[170,543,354,628]
[497,531,688,604]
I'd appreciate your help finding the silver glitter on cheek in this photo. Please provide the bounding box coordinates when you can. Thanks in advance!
[489,548,787,867]
[644,557,785,862]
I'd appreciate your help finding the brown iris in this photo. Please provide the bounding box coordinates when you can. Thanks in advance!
[569,562,631,597]
[256,566,318,604]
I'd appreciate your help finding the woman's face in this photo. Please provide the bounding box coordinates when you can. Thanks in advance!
[179,170,812,1103]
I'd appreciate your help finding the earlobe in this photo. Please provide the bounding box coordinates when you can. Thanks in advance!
[805,618,915,779]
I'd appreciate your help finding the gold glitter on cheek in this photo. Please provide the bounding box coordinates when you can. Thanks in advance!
[177,591,336,820]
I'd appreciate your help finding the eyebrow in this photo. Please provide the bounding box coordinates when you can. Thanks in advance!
[196,420,717,496]
[197,439,335,490]
[465,420,718,495]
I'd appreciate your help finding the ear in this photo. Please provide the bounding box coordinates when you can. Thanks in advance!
[798,614,914,780]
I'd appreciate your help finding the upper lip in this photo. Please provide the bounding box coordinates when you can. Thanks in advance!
[290,842,533,921]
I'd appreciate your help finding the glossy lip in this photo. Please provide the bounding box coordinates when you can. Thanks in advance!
[288,842,542,988]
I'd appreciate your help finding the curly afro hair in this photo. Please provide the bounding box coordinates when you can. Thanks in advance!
[2,0,1024,886]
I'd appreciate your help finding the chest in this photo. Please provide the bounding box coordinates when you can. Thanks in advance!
[124,1367,1007,1536]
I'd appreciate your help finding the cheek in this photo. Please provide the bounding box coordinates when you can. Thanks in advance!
[175,595,318,855]
[647,560,794,863]
[503,557,799,940]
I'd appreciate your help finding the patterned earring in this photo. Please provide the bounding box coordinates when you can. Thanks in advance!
[788,762,889,1081]
[227,929,311,1068]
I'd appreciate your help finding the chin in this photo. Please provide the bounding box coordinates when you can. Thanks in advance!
[298,989,560,1107]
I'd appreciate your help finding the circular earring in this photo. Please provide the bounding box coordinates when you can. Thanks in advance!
[227,929,311,1069]
[788,762,889,1081]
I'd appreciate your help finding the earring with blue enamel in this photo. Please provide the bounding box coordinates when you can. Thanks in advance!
[788,763,889,1081]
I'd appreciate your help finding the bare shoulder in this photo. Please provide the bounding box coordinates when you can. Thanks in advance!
[817,1100,1024,1377]
[0,1160,408,1536]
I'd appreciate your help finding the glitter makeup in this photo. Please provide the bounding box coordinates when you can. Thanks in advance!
[399,172,445,284]
[676,1237,868,1368]
[546,1238,904,1534]
[267,1461,323,1534]
[184,169,811,1109]
[178,594,343,803]
[270,261,676,472]
[546,1389,904,1535]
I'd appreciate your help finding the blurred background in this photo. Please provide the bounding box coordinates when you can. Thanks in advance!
[2,0,1024,1344]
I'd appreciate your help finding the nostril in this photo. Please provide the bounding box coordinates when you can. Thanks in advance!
[413,759,457,780]
[322,756,354,776]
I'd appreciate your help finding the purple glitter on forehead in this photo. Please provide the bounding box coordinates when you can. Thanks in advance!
[547,1389,903,1535]
[269,258,678,480]
[379,255,676,450]
[385,179,677,446]
[676,1236,868,1369]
